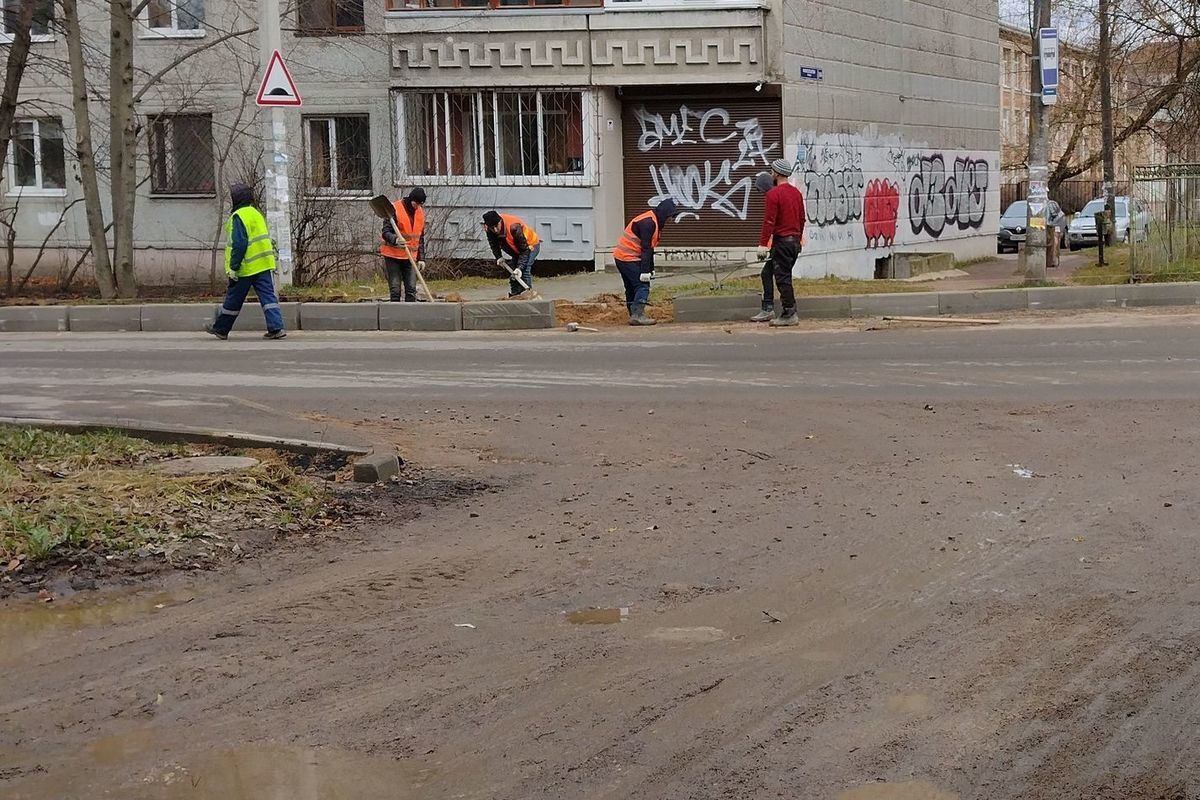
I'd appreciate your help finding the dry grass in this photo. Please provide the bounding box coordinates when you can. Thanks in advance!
[0,426,328,563]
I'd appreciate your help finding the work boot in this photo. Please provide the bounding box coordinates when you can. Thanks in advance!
[749,303,774,322]
[769,309,799,327]
[629,304,657,326]
[263,330,287,340]
[203,323,228,340]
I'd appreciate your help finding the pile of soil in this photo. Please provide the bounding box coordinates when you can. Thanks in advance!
[555,294,673,326]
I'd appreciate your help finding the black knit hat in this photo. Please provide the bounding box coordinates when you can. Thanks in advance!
[482,210,502,227]
[406,187,427,204]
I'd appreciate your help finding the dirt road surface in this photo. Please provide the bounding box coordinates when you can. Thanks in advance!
[3,313,1200,799]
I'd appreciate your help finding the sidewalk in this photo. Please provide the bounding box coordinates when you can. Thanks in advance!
[454,252,1094,303]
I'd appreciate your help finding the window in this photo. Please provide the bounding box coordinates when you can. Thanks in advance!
[304,115,372,193]
[388,0,599,9]
[399,90,587,184]
[149,114,215,195]
[1002,108,1012,138]
[6,117,65,194]
[299,0,363,33]
[2,0,53,40]
[141,0,204,35]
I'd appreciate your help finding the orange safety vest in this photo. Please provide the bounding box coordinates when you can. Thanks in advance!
[380,200,425,259]
[499,214,539,254]
[613,210,659,263]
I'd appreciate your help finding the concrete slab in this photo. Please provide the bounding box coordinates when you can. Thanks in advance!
[0,305,69,333]
[1114,282,1200,308]
[227,301,301,333]
[299,302,380,331]
[67,305,143,332]
[938,289,1028,315]
[849,292,941,318]
[141,303,219,333]
[152,456,260,476]
[461,300,555,330]
[379,301,463,331]
[1027,286,1119,311]
[353,452,401,483]
[795,295,851,319]
[673,295,760,324]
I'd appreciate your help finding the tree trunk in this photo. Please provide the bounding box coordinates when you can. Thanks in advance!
[1099,0,1117,245]
[109,0,138,298]
[0,0,36,169]
[62,0,118,298]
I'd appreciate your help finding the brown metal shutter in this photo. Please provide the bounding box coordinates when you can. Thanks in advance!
[621,97,783,248]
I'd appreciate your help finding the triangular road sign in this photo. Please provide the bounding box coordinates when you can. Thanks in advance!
[256,50,302,107]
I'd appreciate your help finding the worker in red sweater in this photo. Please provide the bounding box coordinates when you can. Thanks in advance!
[751,158,806,326]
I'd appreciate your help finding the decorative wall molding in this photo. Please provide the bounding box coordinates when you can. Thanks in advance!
[590,35,758,68]
[392,38,587,71]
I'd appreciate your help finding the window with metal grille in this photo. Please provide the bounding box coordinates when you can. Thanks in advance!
[304,115,373,193]
[149,114,215,195]
[299,0,363,33]
[398,90,586,184]
[387,0,599,10]
[2,0,54,39]
[142,0,204,35]
[6,117,65,195]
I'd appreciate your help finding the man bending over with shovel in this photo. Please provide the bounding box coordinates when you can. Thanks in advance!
[482,210,540,297]
[612,199,681,326]
[379,187,427,303]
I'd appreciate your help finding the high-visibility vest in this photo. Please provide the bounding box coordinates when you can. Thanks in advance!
[500,214,539,254]
[225,206,276,277]
[380,200,425,259]
[613,210,659,263]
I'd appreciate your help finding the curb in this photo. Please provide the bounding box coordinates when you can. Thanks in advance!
[672,282,1200,322]
[0,300,556,334]
[0,416,370,456]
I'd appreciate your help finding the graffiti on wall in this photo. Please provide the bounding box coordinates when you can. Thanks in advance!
[788,128,997,276]
[633,104,778,222]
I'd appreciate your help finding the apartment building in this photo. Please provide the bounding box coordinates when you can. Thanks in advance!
[3,0,1000,283]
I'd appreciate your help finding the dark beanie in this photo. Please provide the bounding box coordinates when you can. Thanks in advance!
[482,210,502,227]
[406,187,427,204]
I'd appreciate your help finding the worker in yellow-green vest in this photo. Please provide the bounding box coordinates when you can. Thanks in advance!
[205,183,286,340]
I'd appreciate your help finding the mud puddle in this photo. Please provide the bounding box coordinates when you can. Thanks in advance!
[567,607,628,624]
[0,589,193,664]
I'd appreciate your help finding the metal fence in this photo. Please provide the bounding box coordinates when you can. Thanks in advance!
[1129,163,1200,280]
[1001,179,1129,215]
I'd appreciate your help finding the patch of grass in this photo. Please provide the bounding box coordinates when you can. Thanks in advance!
[0,426,328,564]
[651,276,933,304]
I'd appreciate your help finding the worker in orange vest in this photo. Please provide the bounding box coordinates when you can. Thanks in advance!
[612,199,680,326]
[379,187,426,302]
[482,210,540,297]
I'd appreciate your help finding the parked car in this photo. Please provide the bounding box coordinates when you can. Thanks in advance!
[1067,196,1150,251]
[997,200,1067,253]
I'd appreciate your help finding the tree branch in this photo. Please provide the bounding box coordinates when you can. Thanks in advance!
[133,26,258,103]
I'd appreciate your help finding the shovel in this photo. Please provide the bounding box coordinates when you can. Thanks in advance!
[369,194,435,302]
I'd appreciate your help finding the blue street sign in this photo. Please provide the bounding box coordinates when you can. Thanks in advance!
[1039,28,1059,90]
[798,66,823,82]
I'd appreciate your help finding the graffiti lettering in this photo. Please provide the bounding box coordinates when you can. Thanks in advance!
[804,166,865,228]
[648,161,753,221]
[907,155,989,237]
[635,105,745,152]
[661,248,727,262]
[863,179,900,249]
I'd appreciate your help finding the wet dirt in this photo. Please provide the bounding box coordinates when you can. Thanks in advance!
[4,387,1200,799]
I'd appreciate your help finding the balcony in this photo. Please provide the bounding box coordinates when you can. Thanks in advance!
[386,0,767,87]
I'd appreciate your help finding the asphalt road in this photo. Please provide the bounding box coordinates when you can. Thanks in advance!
[3,312,1200,799]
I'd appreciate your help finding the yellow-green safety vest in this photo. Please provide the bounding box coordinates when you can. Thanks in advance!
[225,206,276,277]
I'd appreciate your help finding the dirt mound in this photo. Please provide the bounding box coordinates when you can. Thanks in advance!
[555,294,673,326]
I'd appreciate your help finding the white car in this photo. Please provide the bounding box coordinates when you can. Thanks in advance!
[1067,196,1150,251]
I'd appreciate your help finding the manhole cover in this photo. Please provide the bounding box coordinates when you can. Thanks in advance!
[152,456,260,476]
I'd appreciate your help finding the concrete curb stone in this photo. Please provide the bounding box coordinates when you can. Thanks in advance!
[67,305,143,332]
[673,295,760,323]
[461,300,555,330]
[1027,286,1118,310]
[848,292,940,318]
[141,303,219,332]
[0,305,69,332]
[1114,282,1200,308]
[938,289,1029,315]
[299,302,380,331]
[379,302,463,331]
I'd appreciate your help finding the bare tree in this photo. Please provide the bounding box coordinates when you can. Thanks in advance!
[0,0,39,167]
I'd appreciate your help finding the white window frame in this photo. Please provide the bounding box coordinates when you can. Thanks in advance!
[302,114,374,197]
[0,0,54,43]
[5,117,67,198]
[138,0,205,38]
[394,89,595,188]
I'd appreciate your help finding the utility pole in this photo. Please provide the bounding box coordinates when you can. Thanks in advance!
[1024,0,1053,283]
[1098,0,1117,244]
[259,0,295,285]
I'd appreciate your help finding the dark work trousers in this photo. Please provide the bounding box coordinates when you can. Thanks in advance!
[384,256,418,302]
[614,259,651,313]
[760,237,800,310]
[213,271,284,334]
[505,242,540,296]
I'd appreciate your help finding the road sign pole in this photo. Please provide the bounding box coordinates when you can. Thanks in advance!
[259,0,294,286]
[1024,7,1054,283]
